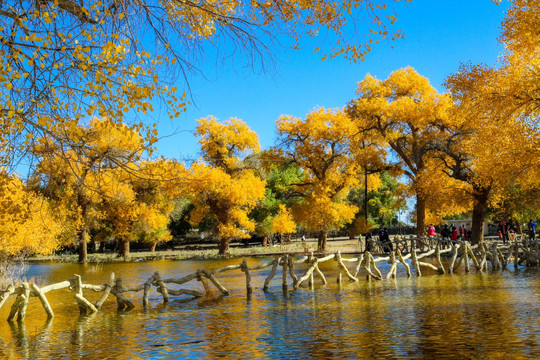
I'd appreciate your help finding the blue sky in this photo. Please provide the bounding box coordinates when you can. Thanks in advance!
[153,0,509,161]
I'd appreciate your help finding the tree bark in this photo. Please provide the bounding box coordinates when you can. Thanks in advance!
[78,227,88,263]
[416,194,426,237]
[149,242,157,252]
[218,238,230,255]
[119,239,130,258]
[471,186,490,245]
[317,230,327,252]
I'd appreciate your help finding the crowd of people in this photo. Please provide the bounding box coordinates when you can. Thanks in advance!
[497,219,538,244]
[361,219,538,254]
[434,224,472,242]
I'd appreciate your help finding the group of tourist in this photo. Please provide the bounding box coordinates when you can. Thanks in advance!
[430,224,471,242]
[361,219,539,254]
[362,227,393,254]
[498,219,538,244]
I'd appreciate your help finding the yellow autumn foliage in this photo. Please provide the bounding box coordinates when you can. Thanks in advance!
[348,67,454,235]
[272,205,296,235]
[277,107,361,251]
[0,172,61,256]
[0,0,402,170]
[188,117,266,254]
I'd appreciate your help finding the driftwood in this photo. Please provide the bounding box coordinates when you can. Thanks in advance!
[353,253,365,278]
[435,245,445,274]
[282,254,289,290]
[1,238,538,323]
[111,278,135,311]
[287,256,299,286]
[448,243,460,273]
[30,283,54,319]
[96,272,116,310]
[397,249,411,277]
[241,259,252,294]
[263,256,281,292]
[411,248,421,277]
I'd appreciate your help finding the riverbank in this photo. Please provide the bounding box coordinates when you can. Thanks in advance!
[27,236,366,263]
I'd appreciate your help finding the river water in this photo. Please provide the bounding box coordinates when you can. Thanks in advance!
[0,258,539,359]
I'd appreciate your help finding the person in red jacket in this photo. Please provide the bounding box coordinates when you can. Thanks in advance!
[450,226,459,241]
[427,224,436,237]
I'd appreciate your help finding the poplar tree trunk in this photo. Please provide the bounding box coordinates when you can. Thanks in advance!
[78,228,88,264]
[317,230,328,253]
[119,239,130,258]
[416,195,426,237]
[149,242,157,252]
[219,238,231,255]
[471,187,490,245]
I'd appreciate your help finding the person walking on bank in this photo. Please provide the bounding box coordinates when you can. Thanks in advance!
[364,231,373,253]
[528,220,537,241]
[500,220,510,244]
[380,227,392,253]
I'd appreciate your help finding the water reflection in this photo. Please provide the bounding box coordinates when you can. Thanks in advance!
[0,259,539,359]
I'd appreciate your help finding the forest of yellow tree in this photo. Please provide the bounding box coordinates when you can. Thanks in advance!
[0,0,538,263]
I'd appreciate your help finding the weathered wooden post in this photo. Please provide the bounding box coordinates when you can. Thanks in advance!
[448,243,459,273]
[435,245,445,275]
[337,251,359,282]
[464,242,470,273]
[364,252,372,281]
[202,269,229,296]
[142,273,155,308]
[497,247,507,270]
[363,252,381,280]
[0,284,15,311]
[353,253,365,278]
[95,272,115,310]
[282,254,289,290]
[263,256,281,292]
[411,248,421,276]
[295,258,318,289]
[314,263,327,285]
[370,253,383,279]
[466,243,480,270]
[7,292,25,322]
[335,253,342,285]
[397,249,411,277]
[17,283,30,322]
[240,259,252,295]
[386,251,397,279]
[31,283,54,319]
[514,240,519,270]
[287,256,298,287]
[73,275,98,314]
[153,272,169,303]
[111,278,135,311]
[492,242,500,271]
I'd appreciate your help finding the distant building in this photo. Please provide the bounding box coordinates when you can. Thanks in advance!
[443,219,489,235]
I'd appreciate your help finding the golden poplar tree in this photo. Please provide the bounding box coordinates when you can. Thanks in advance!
[187,117,266,255]
[0,172,61,263]
[31,117,145,262]
[347,67,453,236]
[0,0,404,169]
[99,160,180,257]
[276,107,360,252]
[271,204,297,242]
[432,0,540,243]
